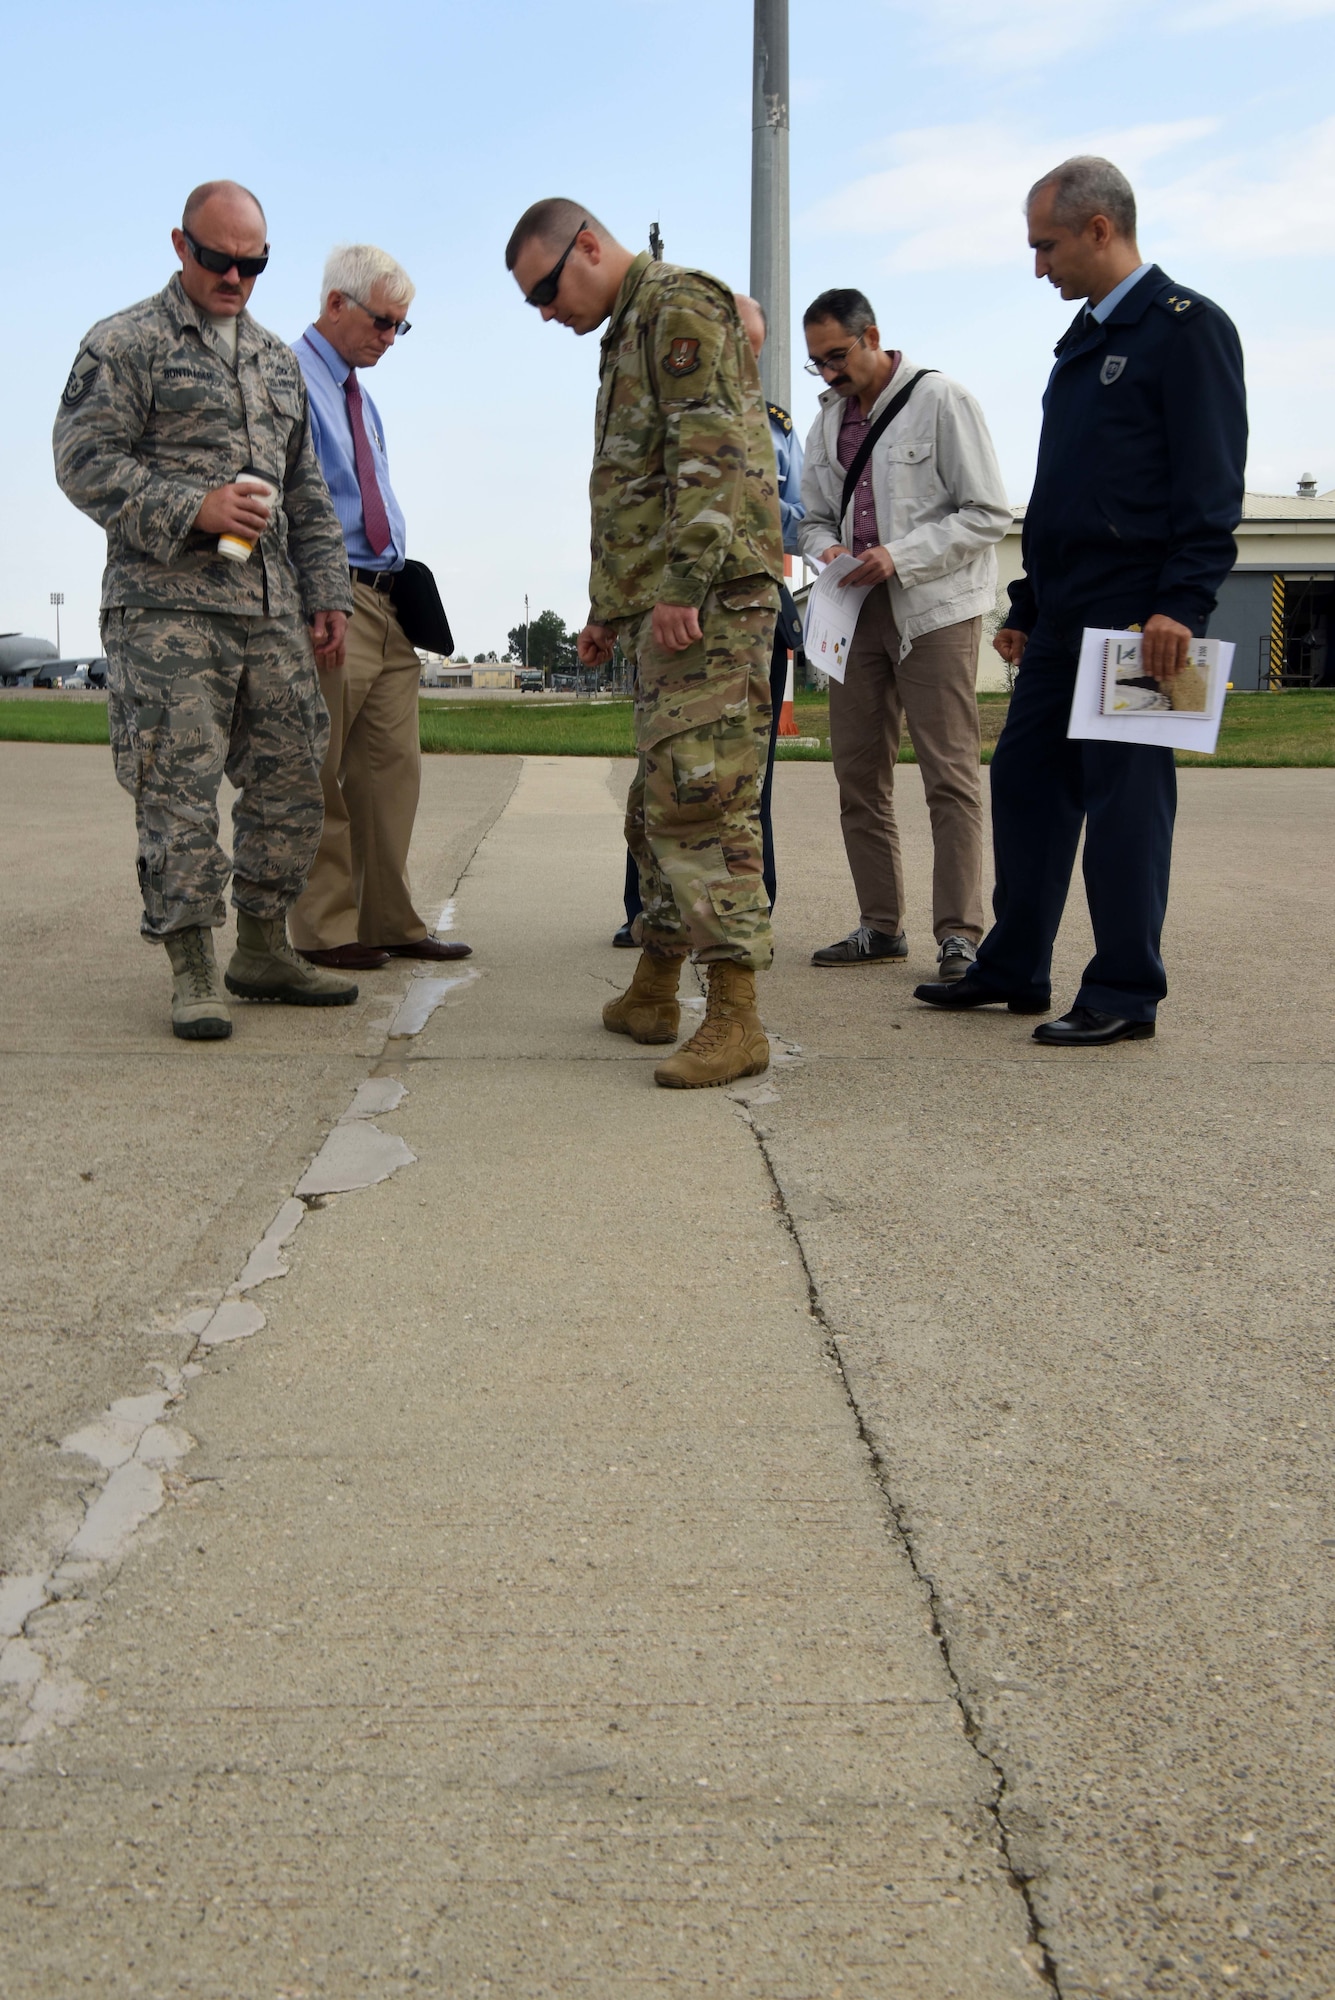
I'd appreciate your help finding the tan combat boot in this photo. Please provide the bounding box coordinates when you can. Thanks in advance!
[163,926,232,1041]
[225,910,358,1007]
[653,960,769,1089]
[602,948,687,1045]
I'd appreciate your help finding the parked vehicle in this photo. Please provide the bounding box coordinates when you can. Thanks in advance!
[516,669,544,692]
[32,657,107,690]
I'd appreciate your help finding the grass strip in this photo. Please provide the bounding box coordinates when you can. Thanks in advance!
[3,689,1331,766]
[0,701,113,744]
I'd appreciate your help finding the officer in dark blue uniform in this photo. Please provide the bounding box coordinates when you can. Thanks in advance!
[916,156,1246,1044]
[615,296,804,941]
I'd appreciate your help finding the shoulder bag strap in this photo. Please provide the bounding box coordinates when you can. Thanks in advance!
[838,369,936,525]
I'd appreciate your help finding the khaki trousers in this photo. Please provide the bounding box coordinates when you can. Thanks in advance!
[828,585,984,943]
[289,579,427,951]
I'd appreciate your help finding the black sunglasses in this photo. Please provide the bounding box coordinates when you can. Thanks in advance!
[344,294,412,337]
[183,227,269,280]
[525,221,587,308]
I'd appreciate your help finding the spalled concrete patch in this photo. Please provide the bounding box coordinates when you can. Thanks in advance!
[339,1078,406,1122]
[1,1073,419,1771]
[387,966,480,1038]
[230,1197,306,1290]
[293,1120,416,1197]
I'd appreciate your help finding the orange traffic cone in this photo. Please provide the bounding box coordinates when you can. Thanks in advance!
[777,652,799,736]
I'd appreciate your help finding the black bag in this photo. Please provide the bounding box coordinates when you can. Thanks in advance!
[776,584,804,653]
[390,559,454,657]
[838,369,936,523]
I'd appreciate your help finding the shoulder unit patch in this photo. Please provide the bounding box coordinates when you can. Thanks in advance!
[664,336,700,378]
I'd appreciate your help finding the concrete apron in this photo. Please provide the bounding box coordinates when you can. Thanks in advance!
[0,756,1041,1997]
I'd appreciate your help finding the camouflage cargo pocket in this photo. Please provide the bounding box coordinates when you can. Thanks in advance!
[706,871,770,925]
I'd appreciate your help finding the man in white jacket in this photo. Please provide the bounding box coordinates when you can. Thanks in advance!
[799,289,1012,977]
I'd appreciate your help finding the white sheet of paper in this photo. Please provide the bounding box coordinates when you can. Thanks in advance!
[801,553,874,684]
[1067,627,1234,754]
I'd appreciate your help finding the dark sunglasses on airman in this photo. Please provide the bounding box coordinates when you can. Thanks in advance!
[183,228,270,280]
[525,221,587,308]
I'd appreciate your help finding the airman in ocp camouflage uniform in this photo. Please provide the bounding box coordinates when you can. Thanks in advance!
[53,180,358,1042]
[506,201,783,1089]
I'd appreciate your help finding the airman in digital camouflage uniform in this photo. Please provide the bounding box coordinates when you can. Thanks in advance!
[506,200,784,1089]
[53,180,358,1041]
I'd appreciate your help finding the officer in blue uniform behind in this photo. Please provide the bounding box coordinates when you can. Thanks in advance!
[915,155,1247,1044]
[614,293,803,942]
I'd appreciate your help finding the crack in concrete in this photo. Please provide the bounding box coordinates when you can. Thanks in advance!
[734,1089,1063,1997]
[1,786,515,1779]
[0,1077,419,1776]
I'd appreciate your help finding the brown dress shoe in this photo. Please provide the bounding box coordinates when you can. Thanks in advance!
[381,937,473,961]
[298,944,392,970]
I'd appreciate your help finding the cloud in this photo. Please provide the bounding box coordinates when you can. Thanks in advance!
[891,0,1335,68]
[1236,331,1335,494]
[801,115,1335,273]
[799,119,1217,272]
[1175,0,1335,22]
[893,0,1127,68]
[1148,116,1335,258]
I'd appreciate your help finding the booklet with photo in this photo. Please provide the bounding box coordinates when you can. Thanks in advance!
[1069,628,1233,755]
[1102,633,1223,718]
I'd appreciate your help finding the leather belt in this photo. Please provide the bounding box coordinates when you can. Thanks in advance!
[350,566,396,593]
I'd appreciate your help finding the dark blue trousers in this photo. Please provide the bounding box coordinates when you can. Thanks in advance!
[973,621,1177,1021]
[624,618,788,923]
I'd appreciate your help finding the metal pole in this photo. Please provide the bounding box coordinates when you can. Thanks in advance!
[750,0,790,412]
[50,591,64,655]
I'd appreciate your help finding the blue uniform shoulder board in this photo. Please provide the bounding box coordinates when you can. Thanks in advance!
[1157,293,1198,318]
[767,401,792,433]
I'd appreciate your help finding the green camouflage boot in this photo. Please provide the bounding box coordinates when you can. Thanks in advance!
[225,909,358,1007]
[653,960,769,1089]
[163,926,232,1041]
[602,947,687,1045]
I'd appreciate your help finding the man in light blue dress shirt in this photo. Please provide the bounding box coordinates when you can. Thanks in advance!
[289,244,470,969]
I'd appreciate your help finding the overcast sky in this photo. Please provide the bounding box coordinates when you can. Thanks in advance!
[5,0,1333,658]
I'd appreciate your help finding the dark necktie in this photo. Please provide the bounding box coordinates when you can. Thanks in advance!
[343,368,392,557]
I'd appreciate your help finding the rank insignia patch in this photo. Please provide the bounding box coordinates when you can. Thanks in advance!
[62,347,101,408]
[664,337,700,378]
[1100,355,1128,385]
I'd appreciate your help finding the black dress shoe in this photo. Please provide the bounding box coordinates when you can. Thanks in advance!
[298,943,391,970]
[381,937,473,961]
[1032,1006,1155,1046]
[612,922,637,948]
[914,977,1049,1014]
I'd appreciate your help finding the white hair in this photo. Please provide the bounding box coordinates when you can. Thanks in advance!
[321,243,415,313]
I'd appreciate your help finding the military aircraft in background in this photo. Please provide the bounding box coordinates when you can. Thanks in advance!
[0,634,58,686]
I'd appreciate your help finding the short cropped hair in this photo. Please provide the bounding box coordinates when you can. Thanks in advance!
[803,287,876,335]
[322,243,415,312]
[182,180,266,233]
[1027,156,1137,240]
[505,198,606,272]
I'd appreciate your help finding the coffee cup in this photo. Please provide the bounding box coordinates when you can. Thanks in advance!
[217,467,278,564]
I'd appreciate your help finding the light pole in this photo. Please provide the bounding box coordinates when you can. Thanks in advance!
[750,0,790,413]
[50,592,64,656]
